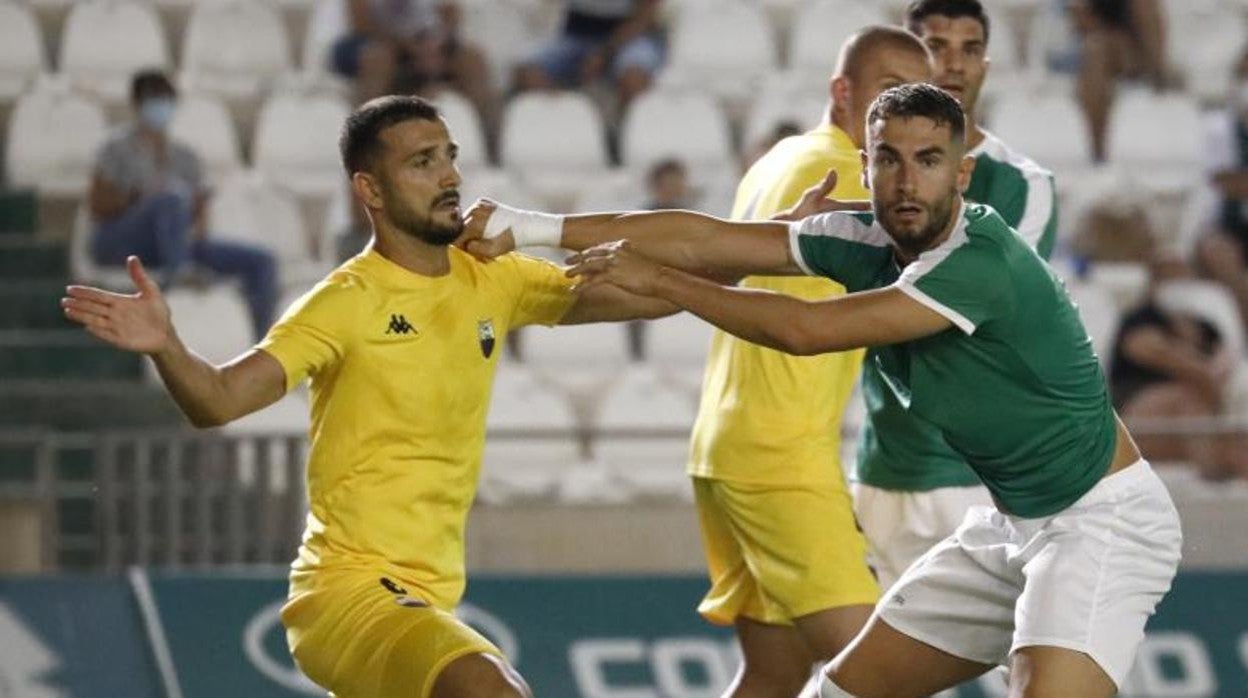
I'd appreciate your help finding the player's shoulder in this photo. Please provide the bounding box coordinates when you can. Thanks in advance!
[973,130,1053,182]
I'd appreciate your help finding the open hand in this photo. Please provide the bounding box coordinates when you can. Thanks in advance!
[773,169,871,221]
[458,198,515,260]
[61,256,174,354]
[565,240,665,297]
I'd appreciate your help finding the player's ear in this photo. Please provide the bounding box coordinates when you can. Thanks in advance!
[352,171,384,210]
[956,153,976,193]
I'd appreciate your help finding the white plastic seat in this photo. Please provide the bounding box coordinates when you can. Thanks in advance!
[302,0,346,73]
[4,80,108,196]
[742,83,824,153]
[169,94,242,186]
[593,367,695,500]
[0,1,46,102]
[252,90,351,197]
[620,89,734,184]
[479,365,582,502]
[521,321,631,399]
[59,0,169,105]
[479,439,585,503]
[1066,281,1120,369]
[642,312,713,396]
[661,2,777,102]
[1168,10,1248,103]
[181,0,293,101]
[1105,90,1203,193]
[498,92,608,210]
[788,0,888,77]
[461,1,550,92]
[990,92,1092,174]
[209,170,325,287]
[157,285,254,377]
[431,89,488,171]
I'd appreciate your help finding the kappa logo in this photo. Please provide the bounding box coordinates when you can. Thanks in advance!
[380,577,428,608]
[386,314,416,335]
[477,318,496,358]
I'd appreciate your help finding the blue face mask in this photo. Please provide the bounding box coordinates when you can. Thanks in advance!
[139,98,176,131]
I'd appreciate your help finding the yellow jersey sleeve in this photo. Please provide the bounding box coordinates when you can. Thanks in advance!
[499,253,576,327]
[256,276,362,391]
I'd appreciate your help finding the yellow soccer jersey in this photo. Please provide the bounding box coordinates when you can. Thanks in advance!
[258,247,575,610]
[687,124,868,485]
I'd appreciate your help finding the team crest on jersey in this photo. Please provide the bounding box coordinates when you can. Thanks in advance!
[477,318,496,358]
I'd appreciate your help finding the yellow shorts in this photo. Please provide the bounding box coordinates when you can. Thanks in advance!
[693,477,879,626]
[281,570,501,698]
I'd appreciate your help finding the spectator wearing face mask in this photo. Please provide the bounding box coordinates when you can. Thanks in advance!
[88,69,278,340]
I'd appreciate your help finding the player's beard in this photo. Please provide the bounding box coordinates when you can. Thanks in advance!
[877,190,957,258]
[385,187,463,246]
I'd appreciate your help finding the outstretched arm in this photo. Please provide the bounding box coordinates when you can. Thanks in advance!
[460,170,867,280]
[564,242,953,354]
[61,257,286,427]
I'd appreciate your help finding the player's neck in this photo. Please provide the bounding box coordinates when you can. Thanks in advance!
[966,119,986,150]
[372,226,451,277]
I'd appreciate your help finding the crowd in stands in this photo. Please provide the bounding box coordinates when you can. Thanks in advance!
[4,0,1248,480]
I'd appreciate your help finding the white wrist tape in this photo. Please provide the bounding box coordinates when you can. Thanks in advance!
[483,203,564,248]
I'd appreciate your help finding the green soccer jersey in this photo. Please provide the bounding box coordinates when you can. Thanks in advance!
[855,131,1060,492]
[789,203,1115,517]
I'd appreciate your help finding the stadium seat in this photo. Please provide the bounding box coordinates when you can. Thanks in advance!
[619,88,735,185]
[1066,280,1121,369]
[169,94,242,186]
[641,312,713,398]
[742,85,825,154]
[989,92,1092,175]
[208,170,326,288]
[520,321,631,400]
[431,89,488,171]
[59,0,169,105]
[592,366,696,500]
[498,92,608,210]
[480,365,582,502]
[0,1,46,103]
[252,89,351,198]
[4,78,108,196]
[788,0,888,78]
[460,0,553,93]
[1167,9,1247,104]
[661,2,778,103]
[181,0,292,102]
[1087,262,1150,312]
[302,0,345,74]
[1105,90,1203,194]
[224,391,310,436]
[157,285,253,376]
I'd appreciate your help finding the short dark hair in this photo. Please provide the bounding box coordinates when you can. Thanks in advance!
[866,83,966,144]
[340,95,443,175]
[904,0,990,45]
[130,69,175,105]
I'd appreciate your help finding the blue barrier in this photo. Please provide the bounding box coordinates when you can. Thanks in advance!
[0,571,1244,697]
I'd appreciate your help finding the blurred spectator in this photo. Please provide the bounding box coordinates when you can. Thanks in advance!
[514,0,664,108]
[1196,46,1248,328]
[1110,252,1248,480]
[643,158,691,210]
[740,120,802,173]
[89,70,278,340]
[1069,0,1169,161]
[331,1,496,128]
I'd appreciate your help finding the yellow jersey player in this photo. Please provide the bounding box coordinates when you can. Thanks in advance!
[61,96,672,697]
[469,27,934,695]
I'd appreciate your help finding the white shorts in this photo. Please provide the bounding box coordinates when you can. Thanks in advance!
[876,460,1182,688]
[850,482,994,591]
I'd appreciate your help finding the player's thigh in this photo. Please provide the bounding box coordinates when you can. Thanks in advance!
[717,480,878,620]
[822,615,994,698]
[432,652,530,698]
[791,604,873,661]
[1008,646,1114,698]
